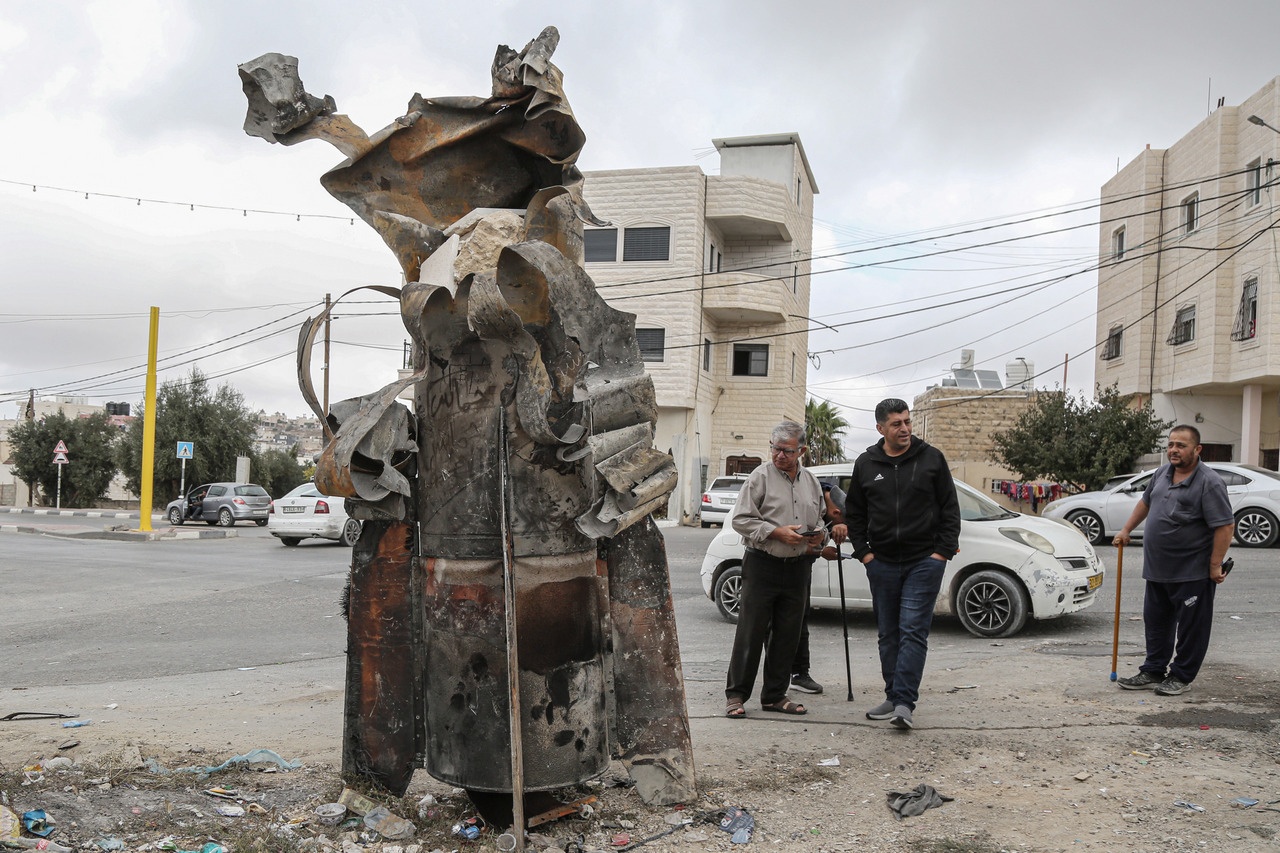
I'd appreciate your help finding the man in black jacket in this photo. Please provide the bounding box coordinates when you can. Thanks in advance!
[842,398,960,730]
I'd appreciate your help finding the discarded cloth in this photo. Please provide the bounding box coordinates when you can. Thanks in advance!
[886,784,953,820]
[144,748,300,777]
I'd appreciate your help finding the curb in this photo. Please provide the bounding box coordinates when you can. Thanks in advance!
[0,506,153,519]
[0,523,238,541]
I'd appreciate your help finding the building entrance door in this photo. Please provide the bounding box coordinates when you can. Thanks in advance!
[725,455,761,476]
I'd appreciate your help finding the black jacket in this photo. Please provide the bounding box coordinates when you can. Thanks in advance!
[845,435,961,563]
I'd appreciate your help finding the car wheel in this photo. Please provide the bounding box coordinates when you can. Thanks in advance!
[280,537,301,547]
[1065,510,1105,545]
[713,565,743,624]
[255,519,268,527]
[168,507,184,526]
[956,570,1030,638]
[1234,507,1278,548]
[340,519,362,547]
[217,508,234,527]
[700,520,711,528]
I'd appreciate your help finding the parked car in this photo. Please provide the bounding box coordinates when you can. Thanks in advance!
[166,483,271,527]
[699,475,750,528]
[1042,462,1280,548]
[700,463,1105,638]
[266,483,361,547]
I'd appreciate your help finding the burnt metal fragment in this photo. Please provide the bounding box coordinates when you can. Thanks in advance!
[241,26,694,811]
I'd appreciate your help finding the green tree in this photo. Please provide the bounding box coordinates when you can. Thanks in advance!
[805,398,849,466]
[10,411,121,506]
[253,445,308,498]
[117,368,257,507]
[989,384,1171,492]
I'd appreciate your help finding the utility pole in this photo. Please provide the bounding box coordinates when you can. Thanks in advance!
[323,292,332,442]
[138,307,160,532]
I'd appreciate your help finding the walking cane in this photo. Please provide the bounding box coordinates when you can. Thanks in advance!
[1109,542,1124,682]
[835,546,854,701]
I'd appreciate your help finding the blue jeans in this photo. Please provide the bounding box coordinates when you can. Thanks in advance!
[865,556,946,711]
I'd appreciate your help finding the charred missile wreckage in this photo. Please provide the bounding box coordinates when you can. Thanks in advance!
[237,28,695,829]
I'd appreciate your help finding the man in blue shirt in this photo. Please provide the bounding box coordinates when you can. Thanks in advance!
[1113,425,1234,697]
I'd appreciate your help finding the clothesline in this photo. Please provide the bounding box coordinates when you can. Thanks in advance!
[991,480,1063,512]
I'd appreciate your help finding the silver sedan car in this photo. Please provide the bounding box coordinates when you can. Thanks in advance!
[1042,463,1280,548]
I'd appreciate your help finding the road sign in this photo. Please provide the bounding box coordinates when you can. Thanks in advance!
[176,441,194,459]
[53,440,68,454]
[53,452,68,465]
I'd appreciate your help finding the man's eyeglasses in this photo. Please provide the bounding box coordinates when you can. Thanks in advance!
[770,444,802,456]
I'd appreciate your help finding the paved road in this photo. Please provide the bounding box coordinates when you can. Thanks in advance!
[4,519,1278,693]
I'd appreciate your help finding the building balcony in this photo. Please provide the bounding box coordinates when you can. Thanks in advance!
[706,176,795,241]
[703,271,789,324]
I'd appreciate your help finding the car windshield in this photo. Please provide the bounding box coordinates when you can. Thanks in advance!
[1237,464,1280,482]
[709,478,745,491]
[957,484,1018,521]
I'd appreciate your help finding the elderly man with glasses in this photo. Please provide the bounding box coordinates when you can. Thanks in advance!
[724,421,838,718]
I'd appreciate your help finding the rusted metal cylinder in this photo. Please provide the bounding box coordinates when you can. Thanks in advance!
[341,520,418,794]
[422,550,608,791]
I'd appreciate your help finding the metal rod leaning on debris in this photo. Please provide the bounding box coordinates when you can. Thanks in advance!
[499,409,527,851]
[1,839,74,852]
[835,545,854,701]
[1110,542,1124,681]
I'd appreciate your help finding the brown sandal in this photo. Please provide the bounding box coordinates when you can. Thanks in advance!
[761,699,807,715]
[725,700,746,719]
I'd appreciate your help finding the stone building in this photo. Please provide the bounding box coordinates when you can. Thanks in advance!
[1095,76,1280,468]
[912,353,1037,507]
[582,133,818,523]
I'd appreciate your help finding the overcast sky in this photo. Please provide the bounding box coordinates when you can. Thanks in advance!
[4,1,1280,450]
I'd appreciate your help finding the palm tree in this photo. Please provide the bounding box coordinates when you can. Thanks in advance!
[805,398,849,466]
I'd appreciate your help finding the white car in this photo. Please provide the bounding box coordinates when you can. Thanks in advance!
[267,483,361,547]
[699,475,750,527]
[699,463,1105,638]
[1042,462,1280,548]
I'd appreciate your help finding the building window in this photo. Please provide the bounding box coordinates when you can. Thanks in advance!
[584,228,617,262]
[1102,326,1123,360]
[1112,226,1125,261]
[732,343,769,376]
[703,338,711,372]
[1167,305,1196,346]
[1231,277,1259,341]
[1247,159,1263,207]
[1182,193,1199,234]
[622,226,671,262]
[707,243,721,272]
[636,328,666,362]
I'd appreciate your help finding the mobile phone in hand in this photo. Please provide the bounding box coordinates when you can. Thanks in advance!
[1220,557,1234,577]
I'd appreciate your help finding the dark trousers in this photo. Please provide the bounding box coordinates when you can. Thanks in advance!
[866,556,946,711]
[726,549,812,706]
[791,595,812,676]
[1140,577,1216,684]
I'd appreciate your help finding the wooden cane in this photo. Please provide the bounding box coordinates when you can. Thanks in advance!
[1109,542,1124,682]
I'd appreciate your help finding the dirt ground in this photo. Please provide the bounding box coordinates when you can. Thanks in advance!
[3,639,1279,853]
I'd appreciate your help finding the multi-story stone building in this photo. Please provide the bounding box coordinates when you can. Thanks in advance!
[1096,77,1280,468]
[582,133,818,523]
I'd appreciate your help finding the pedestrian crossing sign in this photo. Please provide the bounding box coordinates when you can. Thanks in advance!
[176,441,194,459]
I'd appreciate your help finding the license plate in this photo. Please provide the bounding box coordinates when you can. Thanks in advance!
[283,506,305,514]
[722,496,737,506]
[1088,574,1103,590]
